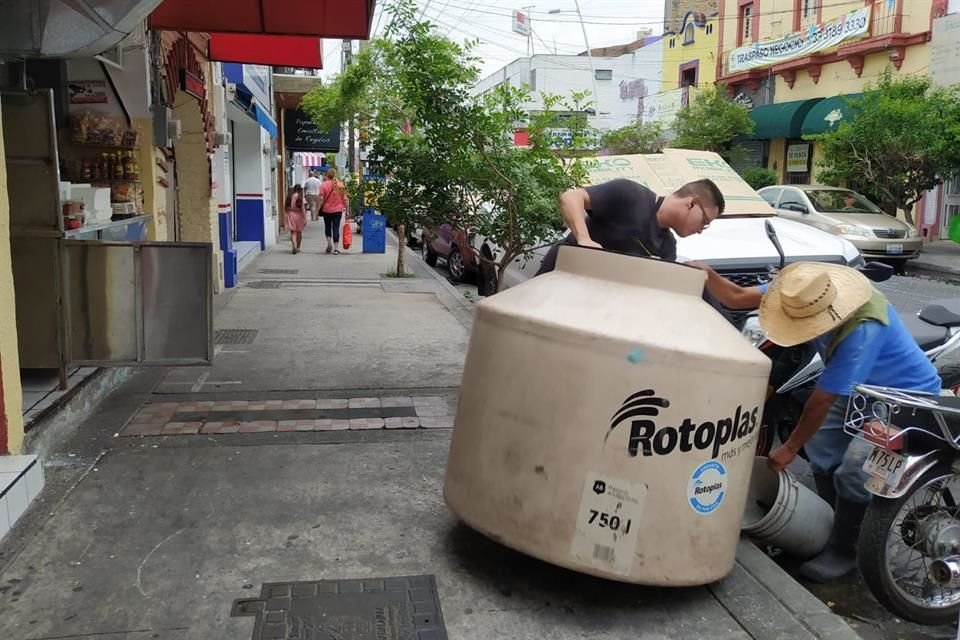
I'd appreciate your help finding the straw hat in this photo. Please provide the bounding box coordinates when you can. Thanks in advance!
[758,262,873,347]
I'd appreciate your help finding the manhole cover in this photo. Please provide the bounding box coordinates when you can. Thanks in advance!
[231,575,447,640]
[248,281,282,289]
[215,329,259,345]
[259,269,300,274]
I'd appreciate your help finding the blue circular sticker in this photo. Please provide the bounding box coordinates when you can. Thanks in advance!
[688,460,727,515]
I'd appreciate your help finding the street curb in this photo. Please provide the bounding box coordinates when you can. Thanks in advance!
[909,260,960,277]
[719,538,862,639]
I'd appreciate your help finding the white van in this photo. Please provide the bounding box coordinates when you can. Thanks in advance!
[475,150,862,328]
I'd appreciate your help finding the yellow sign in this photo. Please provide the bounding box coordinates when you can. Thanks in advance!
[581,149,774,216]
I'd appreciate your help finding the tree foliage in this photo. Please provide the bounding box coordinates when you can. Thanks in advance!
[601,120,664,155]
[740,166,778,191]
[812,69,960,216]
[669,85,754,163]
[301,0,592,285]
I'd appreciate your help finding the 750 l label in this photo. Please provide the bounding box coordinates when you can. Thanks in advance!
[570,473,646,576]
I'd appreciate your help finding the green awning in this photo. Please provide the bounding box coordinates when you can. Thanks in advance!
[746,98,823,140]
[801,93,863,136]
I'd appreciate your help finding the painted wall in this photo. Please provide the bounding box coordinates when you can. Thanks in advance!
[0,100,25,454]
[776,44,931,101]
[662,12,719,92]
[474,48,665,130]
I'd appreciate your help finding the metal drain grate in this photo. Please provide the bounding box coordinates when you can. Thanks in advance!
[231,575,447,640]
[215,329,259,345]
[247,281,282,289]
[259,269,299,274]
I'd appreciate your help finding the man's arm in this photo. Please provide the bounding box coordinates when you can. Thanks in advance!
[768,388,836,472]
[695,263,764,309]
[558,188,600,248]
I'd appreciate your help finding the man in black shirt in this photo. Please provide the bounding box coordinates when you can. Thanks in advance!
[536,178,726,274]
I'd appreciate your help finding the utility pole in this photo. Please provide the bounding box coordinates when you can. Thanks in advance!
[522,5,535,58]
[342,38,356,177]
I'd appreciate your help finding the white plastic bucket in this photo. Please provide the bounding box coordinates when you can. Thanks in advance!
[742,457,834,558]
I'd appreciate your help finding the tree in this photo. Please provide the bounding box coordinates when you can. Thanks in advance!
[740,166,778,191]
[301,0,481,275]
[669,85,755,163]
[601,120,664,155]
[464,88,593,289]
[812,69,960,219]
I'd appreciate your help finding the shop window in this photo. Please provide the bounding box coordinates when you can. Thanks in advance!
[595,69,613,81]
[738,3,754,45]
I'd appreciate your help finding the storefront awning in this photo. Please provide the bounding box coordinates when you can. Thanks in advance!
[223,63,277,138]
[149,0,375,39]
[801,94,863,136]
[209,34,323,69]
[746,98,823,140]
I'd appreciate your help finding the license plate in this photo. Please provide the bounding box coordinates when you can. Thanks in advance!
[886,244,904,255]
[863,445,907,486]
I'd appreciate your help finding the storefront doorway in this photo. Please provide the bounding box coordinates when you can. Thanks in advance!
[942,174,960,238]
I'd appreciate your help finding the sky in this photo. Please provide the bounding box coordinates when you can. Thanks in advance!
[318,0,666,81]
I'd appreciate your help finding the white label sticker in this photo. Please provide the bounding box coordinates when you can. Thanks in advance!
[687,460,727,515]
[570,474,646,576]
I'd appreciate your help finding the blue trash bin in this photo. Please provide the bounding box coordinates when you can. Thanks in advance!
[362,212,387,253]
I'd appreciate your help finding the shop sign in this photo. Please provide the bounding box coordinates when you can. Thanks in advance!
[931,13,960,88]
[180,70,205,100]
[512,10,531,36]
[644,87,686,125]
[729,7,870,73]
[283,109,341,152]
[242,65,272,107]
[733,93,754,111]
[68,80,107,104]
[787,144,810,173]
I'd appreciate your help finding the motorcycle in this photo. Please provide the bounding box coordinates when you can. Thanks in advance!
[740,221,960,457]
[844,384,960,625]
[734,222,960,624]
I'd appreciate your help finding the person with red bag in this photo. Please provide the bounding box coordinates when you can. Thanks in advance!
[318,168,349,254]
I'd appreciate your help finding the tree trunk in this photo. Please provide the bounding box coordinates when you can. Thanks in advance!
[396,222,406,276]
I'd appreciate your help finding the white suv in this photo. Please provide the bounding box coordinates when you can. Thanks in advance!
[472,150,862,328]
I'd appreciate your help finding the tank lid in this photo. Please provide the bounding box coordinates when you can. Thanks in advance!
[556,245,704,296]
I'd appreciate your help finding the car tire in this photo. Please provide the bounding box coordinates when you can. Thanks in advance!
[447,246,467,283]
[477,260,498,297]
[422,240,438,267]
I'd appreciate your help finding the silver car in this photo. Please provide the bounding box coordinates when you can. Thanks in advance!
[757,185,921,264]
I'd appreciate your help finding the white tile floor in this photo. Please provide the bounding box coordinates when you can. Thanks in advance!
[20,367,99,424]
[0,455,43,541]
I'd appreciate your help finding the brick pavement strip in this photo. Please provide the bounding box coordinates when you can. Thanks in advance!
[122,396,456,436]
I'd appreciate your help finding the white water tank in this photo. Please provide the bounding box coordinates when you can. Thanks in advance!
[444,245,772,586]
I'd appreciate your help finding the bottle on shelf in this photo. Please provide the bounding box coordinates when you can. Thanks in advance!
[100,153,110,181]
[81,158,92,181]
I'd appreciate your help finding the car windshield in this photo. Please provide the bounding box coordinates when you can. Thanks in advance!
[804,189,883,214]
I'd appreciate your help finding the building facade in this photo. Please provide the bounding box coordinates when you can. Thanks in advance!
[716,0,941,199]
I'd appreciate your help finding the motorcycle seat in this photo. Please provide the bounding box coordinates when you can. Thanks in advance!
[901,312,949,351]
[919,299,960,327]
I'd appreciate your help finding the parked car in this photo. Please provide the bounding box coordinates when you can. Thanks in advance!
[757,185,921,268]
[421,223,481,284]
[472,152,866,330]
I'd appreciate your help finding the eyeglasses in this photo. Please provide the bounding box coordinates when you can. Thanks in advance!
[694,201,713,230]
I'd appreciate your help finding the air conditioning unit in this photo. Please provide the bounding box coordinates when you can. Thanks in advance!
[167,118,182,142]
[213,131,232,147]
[225,82,237,102]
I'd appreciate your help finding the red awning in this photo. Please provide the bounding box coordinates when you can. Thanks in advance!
[150,0,375,39]
[209,34,323,69]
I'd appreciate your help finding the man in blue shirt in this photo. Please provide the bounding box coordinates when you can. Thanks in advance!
[700,262,941,582]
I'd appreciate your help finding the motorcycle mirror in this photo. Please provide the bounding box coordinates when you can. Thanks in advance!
[859,261,895,283]
[764,219,786,270]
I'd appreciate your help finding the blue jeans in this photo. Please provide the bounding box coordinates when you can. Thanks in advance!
[802,397,873,504]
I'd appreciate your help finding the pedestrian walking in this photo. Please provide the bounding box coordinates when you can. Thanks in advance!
[304,171,323,221]
[318,168,349,254]
[284,184,307,254]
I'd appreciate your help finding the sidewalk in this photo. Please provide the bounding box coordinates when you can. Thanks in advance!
[911,239,960,277]
[0,224,862,639]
